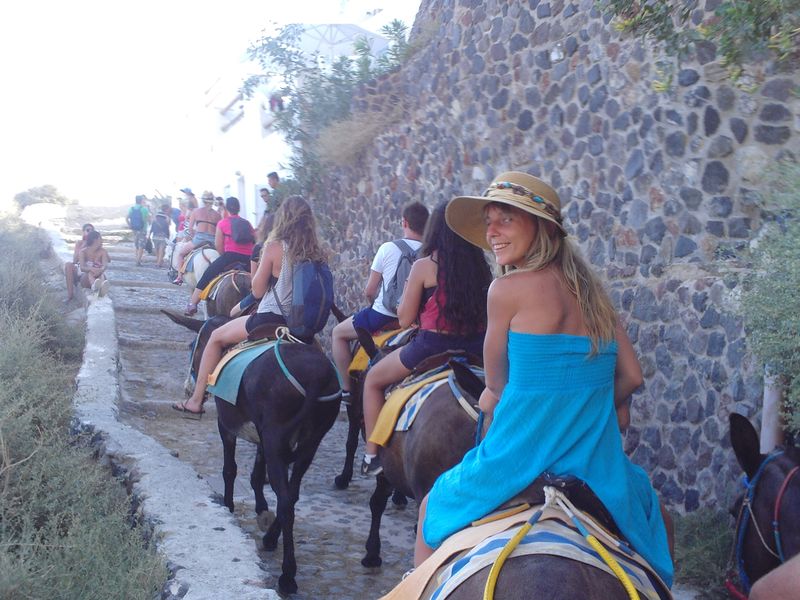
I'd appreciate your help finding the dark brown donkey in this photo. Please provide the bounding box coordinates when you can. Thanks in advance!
[163,312,341,595]
[205,270,251,318]
[728,413,800,597]
[354,327,483,569]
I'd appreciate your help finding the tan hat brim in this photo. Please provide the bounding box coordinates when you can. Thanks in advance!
[445,196,494,250]
[446,195,566,251]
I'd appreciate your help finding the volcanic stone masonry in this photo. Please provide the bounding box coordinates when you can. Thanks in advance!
[315,0,800,512]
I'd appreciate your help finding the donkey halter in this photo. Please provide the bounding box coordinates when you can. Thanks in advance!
[727,450,800,597]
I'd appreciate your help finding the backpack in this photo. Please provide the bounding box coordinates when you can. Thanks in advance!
[129,205,144,231]
[152,214,170,237]
[230,217,255,244]
[381,240,417,314]
[273,260,334,340]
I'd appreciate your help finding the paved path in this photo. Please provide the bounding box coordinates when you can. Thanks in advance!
[102,235,417,599]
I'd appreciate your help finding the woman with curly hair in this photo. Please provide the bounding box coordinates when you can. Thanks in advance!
[360,201,493,476]
[173,195,327,416]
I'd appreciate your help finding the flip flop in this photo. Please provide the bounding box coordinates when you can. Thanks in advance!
[172,402,205,420]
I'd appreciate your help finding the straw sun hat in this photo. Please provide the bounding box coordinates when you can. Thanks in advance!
[445,171,566,250]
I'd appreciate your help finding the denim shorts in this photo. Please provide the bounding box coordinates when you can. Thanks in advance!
[192,231,216,246]
[398,329,484,370]
[352,307,397,333]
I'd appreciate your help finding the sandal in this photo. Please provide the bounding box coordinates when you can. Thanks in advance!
[172,401,204,420]
[184,303,198,316]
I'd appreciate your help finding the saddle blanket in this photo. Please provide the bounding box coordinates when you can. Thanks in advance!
[369,363,485,447]
[206,339,276,404]
[368,369,451,447]
[381,506,670,600]
[348,328,414,376]
[429,517,667,600]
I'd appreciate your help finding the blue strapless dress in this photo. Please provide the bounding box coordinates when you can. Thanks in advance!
[422,332,674,587]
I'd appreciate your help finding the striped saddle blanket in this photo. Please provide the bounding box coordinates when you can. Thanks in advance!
[427,515,670,600]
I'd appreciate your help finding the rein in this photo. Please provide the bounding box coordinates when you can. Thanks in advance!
[726,450,798,596]
[272,328,342,402]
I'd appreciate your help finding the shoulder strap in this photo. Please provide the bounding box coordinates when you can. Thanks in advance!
[393,239,414,255]
[271,260,293,320]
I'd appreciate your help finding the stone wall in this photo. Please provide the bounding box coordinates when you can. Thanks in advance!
[315,0,800,511]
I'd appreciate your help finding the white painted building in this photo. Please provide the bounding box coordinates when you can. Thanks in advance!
[201,14,406,228]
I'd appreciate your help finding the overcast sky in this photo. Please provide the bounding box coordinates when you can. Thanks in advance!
[0,0,420,208]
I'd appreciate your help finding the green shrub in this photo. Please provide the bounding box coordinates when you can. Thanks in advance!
[602,0,800,85]
[740,163,800,435]
[673,509,733,598]
[0,219,167,599]
[0,217,84,362]
[13,184,72,211]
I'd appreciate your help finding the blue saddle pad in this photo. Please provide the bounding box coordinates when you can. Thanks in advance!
[207,341,276,404]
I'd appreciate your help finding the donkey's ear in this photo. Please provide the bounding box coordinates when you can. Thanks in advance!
[730,413,763,479]
[161,309,205,332]
[355,327,378,359]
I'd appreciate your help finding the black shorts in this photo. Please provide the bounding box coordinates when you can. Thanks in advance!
[245,311,286,334]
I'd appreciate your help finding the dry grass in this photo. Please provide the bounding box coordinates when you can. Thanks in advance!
[317,99,405,168]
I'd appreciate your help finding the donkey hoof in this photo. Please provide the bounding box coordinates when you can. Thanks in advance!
[391,491,408,508]
[262,532,279,552]
[278,574,298,595]
[333,475,351,490]
[361,555,382,569]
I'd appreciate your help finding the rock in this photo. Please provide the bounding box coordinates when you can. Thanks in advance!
[759,103,791,122]
[674,236,697,258]
[761,78,794,101]
[716,85,735,111]
[709,196,732,217]
[701,161,729,194]
[736,146,769,183]
[666,131,687,157]
[708,135,734,158]
[678,68,699,86]
[517,110,534,131]
[625,149,645,179]
[704,106,720,136]
[587,64,601,86]
[754,125,791,145]
[680,187,703,210]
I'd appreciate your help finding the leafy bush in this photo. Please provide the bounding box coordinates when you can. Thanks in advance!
[602,0,800,84]
[13,184,72,211]
[673,509,733,598]
[244,21,412,192]
[741,163,800,435]
[0,218,84,362]
[0,218,166,599]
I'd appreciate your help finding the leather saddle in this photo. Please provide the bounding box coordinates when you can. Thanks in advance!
[411,349,483,375]
[502,473,623,540]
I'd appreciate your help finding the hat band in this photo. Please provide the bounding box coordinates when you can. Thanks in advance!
[484,181,563,224]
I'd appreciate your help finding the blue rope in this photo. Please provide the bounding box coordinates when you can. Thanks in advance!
[475,411,485,447]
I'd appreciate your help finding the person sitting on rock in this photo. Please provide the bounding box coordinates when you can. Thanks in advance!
[79,230,111,297]
[65,223,93,302]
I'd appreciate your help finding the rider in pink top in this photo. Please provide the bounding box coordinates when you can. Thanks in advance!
[218,216,255,255]
[184,196,255,315]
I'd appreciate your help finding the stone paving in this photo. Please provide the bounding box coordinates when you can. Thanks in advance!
[103,235,418,599]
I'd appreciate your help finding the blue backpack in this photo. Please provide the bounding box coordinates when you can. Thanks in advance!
[273,260,334,339]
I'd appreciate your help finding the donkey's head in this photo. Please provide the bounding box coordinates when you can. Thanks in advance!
[729,413,800,590]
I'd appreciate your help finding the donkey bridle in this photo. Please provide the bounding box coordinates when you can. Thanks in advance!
[726,450,800,597]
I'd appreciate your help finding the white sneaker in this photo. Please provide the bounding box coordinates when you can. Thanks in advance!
[98,280,110,297]
[91,279,100,293]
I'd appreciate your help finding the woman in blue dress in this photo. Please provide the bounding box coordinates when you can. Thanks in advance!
[413,172,674,587]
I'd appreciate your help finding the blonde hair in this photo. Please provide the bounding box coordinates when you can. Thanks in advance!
[492,203,617,350]
[266,195,326,263]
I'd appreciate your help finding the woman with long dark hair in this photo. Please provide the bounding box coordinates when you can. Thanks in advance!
[360,201,493,476]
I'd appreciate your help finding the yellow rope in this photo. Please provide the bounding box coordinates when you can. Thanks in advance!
[482,521,533,600]
[482,487,642,600]
[585,534,640,600]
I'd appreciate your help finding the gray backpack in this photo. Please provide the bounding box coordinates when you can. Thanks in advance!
[381,240,417,314]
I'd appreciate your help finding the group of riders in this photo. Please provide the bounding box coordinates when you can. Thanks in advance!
[165,171,680,591]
